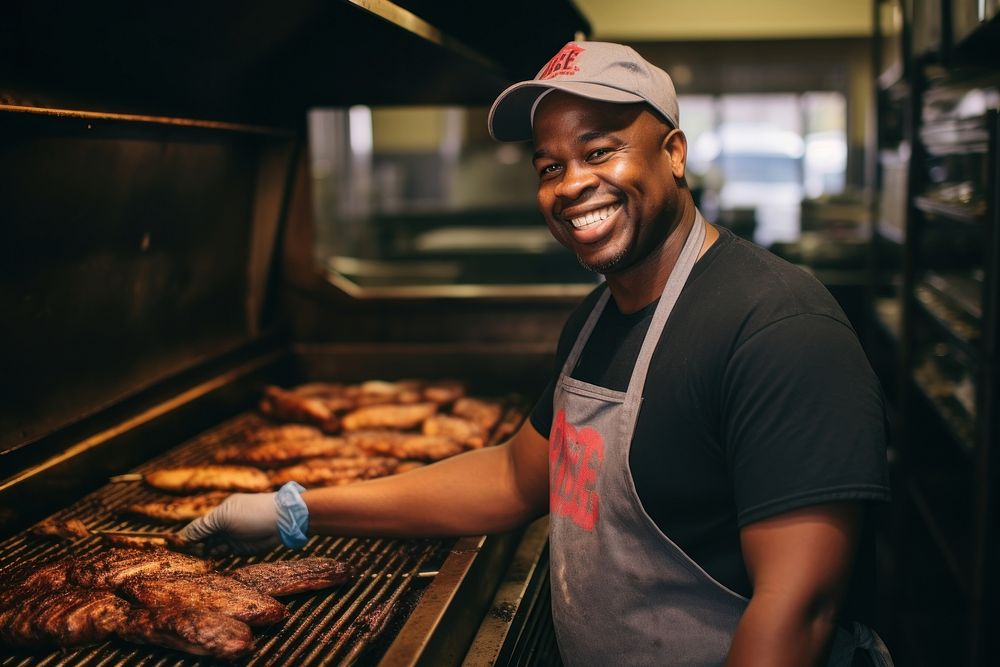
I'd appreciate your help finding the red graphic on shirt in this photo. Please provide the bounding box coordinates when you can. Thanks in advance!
[549,408,604,531]
[539,43,583,79]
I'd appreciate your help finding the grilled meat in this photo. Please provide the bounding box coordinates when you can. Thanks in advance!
[422,380,466,405]
[0,587,129,647]
[246,423,327,443]
[125,491,230,523]
[344,430,465,461]
[101,533,190,551]
[422,414,487,448]
[67,547,212,589]
[341,402,438,431]
[29,517,90,541]
[121,573,288,627]
[351,380,424,407]
[230,557,357,596]
[0,559,72,608]
[119,607,254,660]
[259,385,341,432]
[269,456,398,488]
[452,397,503,432]
[214,436,362,467]
[144,465,272,494]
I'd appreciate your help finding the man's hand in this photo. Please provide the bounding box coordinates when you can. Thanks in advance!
[180,492,281,554]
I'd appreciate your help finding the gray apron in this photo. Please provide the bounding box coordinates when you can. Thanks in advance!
[547,211,893,666]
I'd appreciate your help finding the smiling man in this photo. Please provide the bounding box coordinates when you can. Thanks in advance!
[183,42,893,666]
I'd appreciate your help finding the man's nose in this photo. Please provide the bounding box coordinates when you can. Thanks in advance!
[554,162,597,201]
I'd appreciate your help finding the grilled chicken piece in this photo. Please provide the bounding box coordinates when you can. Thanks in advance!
[0,559,72,608]
[125,491,230,523]
[144,465,272,494]
[259,385,341,432]
[101,533,190,551]
[119,607,254,660]
[422,380,466,405]
[344,431,464,461]
[341,402,438,431]
[230,557,357,596]
[422,414,487,448]
[351,380,424,407]
[122,573,287,627]
[67,547,212,589]
[214,437,363,467]
[0,587,129,647]
[268,456,398,488]
[30,517,91,541]
[246,423,327,443]
[452,397,503,432]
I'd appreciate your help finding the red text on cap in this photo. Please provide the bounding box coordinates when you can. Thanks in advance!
[539,43,583,80]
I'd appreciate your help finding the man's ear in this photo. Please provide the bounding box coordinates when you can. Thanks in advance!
[663,129,687,180]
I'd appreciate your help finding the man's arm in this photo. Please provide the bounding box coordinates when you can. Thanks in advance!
[182,419,551,550]
[724,502,861,667]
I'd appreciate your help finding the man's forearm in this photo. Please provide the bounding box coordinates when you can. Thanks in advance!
[724,591,838,667]
[302,444,543,538]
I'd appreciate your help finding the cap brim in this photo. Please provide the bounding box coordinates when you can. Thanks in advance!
[488,81,645,142]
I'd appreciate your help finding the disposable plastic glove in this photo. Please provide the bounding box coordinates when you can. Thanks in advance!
[180,482,309,554]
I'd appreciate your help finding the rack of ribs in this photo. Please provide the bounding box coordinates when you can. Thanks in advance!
[213,436,363,467]
[67,547,213,589]
[340,402,438,431]
[144,465,272,494]
[121,573,288,627]
[0,587,129,647]
[230,557,358,596]
[119,607,254,660]
[0,559,72,608]
[422,415,487,449]
[269,456,399,488]
[125,491,231,523]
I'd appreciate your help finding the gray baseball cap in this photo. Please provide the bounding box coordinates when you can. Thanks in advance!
[488,41,680,142]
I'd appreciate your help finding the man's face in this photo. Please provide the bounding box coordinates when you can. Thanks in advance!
[531,92,686,275]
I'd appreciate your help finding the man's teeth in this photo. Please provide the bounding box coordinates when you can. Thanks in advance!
[569,205,618,229]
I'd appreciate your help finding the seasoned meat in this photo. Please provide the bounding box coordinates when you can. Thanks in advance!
[101,533,190,551]
[144,465,272,494]
[259,385,341,432]
[268,456,398,488]
[0,559,72,608]
[422,414,487,448]
[29,517,91,541]
[352,380,424,407]
[119,607,254,660]
[341,402,438,431]
[67,547,212,589]
[452,397,503,432]
[246,423,327,443]
[121,573,287,627]
[422,380,467,405]
[0,587,128,647]
[125,491,230,523]
[344,431,464,461]
[230,557,357,596]
[214,436,362,467]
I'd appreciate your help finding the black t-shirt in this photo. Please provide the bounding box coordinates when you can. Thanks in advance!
[530,225,891,624]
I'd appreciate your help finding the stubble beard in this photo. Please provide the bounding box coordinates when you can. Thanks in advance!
[576,247,628,274]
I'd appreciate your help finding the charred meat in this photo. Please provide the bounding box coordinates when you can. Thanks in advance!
[451,397,503,432]
[119,607,254,660]
[121,573,288,627]
[67,547,212,589]
[125,491,230,523]
[144,465,272,494]
[0,558,72,608]
[0,587,129,647]
[341,402,438,431]
[269,456,398,488]
[259,385,341,432]
[422,414,487,449]
[29,517,91,541]
[214,436,362,467]
[230,557,357,596]
[422,380,467,405]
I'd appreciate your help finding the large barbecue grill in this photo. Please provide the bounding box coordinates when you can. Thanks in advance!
[1,2,589,664]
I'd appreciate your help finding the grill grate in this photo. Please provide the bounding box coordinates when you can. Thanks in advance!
[0,399,526,667]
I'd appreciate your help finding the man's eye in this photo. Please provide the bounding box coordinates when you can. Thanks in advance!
[587,148,611,161]
[539,164,561,176]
